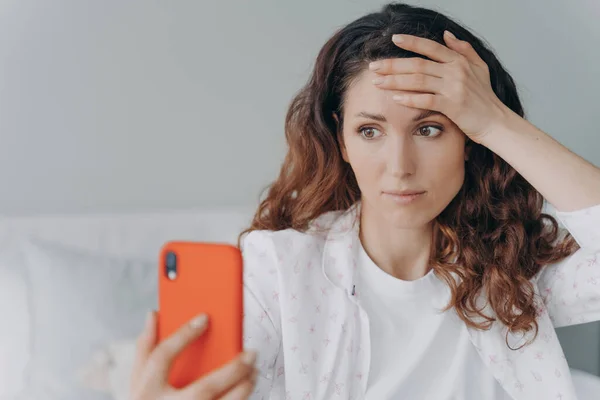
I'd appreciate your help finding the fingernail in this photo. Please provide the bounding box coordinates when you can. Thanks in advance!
[445,30,456,40]
[190,314,208,329]
[372,77,384,85]
[241,350,257,365]
[369,61,382,71]
[392,34,404,43]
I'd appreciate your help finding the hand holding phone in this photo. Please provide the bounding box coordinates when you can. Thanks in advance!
[129,311,258,400]
[157,241,245,387]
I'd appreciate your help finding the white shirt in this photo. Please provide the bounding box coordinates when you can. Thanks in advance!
[241,201,600,400]
[358,241,509,400]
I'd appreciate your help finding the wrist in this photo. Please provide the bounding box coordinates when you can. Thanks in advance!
[477,103,522,148]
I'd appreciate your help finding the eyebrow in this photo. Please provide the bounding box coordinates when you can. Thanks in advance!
[355,109,444,122]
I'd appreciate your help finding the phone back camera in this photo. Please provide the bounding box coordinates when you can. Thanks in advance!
[165,251,177,280]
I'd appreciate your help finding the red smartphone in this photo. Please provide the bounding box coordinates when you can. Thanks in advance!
[157,241,244,388]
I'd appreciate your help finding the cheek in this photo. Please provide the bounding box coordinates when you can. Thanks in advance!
[428,152,466,196]
[345,140,385,184]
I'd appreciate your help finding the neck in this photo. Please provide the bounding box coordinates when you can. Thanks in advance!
[359,202,433,281]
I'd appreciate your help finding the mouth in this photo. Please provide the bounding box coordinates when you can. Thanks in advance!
[382,190,426,196]
[381,190,426,204]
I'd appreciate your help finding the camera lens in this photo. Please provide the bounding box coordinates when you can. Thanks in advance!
[166,252,176,268]
[165,251,177,279]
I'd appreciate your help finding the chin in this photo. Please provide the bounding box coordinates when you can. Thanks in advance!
[381,205,434,229]
[362,195,439,228]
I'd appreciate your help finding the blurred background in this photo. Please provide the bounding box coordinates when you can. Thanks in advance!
[0,0,599,398]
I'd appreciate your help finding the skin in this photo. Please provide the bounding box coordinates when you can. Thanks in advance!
[337,68,468,281]
[130,312,259,400]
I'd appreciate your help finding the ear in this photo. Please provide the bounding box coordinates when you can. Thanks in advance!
[333,112,349,163]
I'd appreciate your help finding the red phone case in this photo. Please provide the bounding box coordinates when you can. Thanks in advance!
[157,241,244,388]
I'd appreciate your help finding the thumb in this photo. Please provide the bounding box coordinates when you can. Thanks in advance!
[443,30,461,49]
[131,310,158,384]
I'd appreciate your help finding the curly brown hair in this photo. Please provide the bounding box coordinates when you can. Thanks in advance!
[239,2,579,346]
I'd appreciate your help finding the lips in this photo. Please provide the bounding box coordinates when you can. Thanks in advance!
[382,190,426,205]
[383,190,426,196]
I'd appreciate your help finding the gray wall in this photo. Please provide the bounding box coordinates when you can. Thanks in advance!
[1,0,599,375]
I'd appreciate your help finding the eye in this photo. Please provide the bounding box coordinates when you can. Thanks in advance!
[416,125,444,137]
[357,126,383,140]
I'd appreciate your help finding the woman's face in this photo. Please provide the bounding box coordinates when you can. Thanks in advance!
[338,68,468,228]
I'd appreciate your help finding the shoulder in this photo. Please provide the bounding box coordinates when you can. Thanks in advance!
[239,208,347,279]
[240,208,346,253]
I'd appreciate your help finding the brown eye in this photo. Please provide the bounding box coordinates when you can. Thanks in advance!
[358,127,382,140]
[417,125,443,137]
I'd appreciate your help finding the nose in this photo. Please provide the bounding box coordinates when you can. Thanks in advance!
[387,134,416,177]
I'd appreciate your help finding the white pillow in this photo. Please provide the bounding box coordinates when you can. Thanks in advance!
[0,232,31,400]
[18,237,156,400]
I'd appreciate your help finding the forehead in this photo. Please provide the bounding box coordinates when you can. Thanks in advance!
[342,69,424,123]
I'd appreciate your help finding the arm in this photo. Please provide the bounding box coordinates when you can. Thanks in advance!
[481,109,600,327]
[480,108,600,213]
[536,203,600,327]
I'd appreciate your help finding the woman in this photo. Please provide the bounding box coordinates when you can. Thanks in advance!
[130,3,600,399]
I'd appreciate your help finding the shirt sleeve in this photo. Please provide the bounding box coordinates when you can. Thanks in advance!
[536,202,600,327]
[240,230,283,399]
